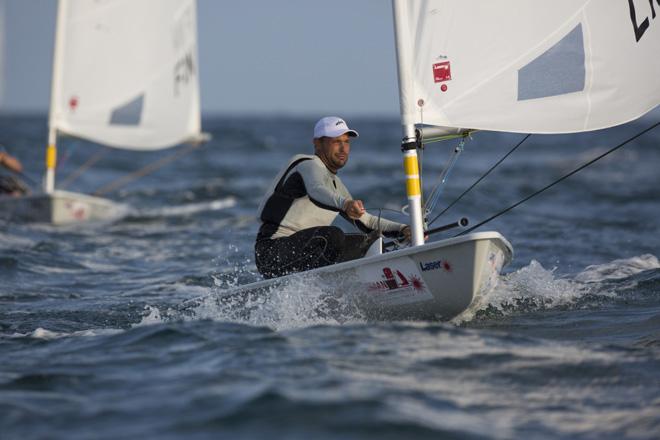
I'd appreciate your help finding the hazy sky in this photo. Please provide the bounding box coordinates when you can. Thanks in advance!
[0,0,401,117]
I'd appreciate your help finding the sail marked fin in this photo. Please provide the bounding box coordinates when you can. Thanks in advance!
[518,24,585,101]
[109,94,144,126]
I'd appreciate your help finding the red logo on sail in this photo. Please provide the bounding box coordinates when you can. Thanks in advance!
[433,62,451,83]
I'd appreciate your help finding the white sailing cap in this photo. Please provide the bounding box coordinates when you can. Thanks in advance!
[313,116,359,139]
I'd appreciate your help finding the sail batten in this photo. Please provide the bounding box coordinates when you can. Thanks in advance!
[50,0,203,150]
[394,0,660,134]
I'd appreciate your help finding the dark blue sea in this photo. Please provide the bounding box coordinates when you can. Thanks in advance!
[1,114,659,439]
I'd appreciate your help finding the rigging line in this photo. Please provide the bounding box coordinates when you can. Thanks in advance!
[93,142,201,196]
[348,208,384,233]
[365,207,403,215]
[456,120,660,237]
[60,147,108,189]
[57,141,79,170]
[424,137,466,217]
[428,133,532,227]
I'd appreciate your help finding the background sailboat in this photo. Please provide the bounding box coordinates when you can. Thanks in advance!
[0,0,206,224]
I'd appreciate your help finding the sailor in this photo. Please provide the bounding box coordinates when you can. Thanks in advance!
[255,116,410,279]
[0,147,29,197]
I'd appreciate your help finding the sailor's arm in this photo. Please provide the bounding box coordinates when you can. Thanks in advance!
[0,151,23,173]
[297,160,348,210]
[332,173,410,238]
[356,211,409,238]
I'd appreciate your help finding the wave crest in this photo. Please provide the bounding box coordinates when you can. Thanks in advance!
[455,254,659,323]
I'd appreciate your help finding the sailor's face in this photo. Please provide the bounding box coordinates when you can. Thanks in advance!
[317,134,351,172]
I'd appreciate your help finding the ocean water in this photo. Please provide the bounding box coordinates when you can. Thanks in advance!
[1,114,659,439]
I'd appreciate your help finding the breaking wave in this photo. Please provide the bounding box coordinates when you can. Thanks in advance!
[456,254,660,323]
[137,271,367,332]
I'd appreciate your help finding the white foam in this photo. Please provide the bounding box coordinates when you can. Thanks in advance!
[455,260,577,323]
[134,197,236,218]
[454,255,659,323]
[574,254,659,283]
[163,271,366,331]
[8,327,123,340]
[134,305,167,327]
[496,259,591,304]
[197,246,365,330]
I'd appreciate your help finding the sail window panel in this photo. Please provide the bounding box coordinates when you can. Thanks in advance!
[517,24,586,101]
[109,94,145,126]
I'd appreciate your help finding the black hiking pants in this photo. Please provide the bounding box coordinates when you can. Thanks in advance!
[255,226,378,279]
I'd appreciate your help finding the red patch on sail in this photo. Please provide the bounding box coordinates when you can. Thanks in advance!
[433,62,451,83]
[69,96,79,111]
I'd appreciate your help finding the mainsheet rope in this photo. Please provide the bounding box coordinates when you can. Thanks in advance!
[60,147,108,189]
[93,142,201,196]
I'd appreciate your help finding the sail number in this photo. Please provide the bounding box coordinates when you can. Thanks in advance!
[174,51,196,97]
[628,0,659,42]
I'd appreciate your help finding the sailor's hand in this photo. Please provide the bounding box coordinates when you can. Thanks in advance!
[401,226,412,242]
[343,199,366,220]
[399,226,428,243]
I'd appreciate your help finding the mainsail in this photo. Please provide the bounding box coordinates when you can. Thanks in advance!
[394,0,660,135]
[49,0,203,150]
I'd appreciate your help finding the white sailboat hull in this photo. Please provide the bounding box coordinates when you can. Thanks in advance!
[0,190,126,225]
[217,231,513,321]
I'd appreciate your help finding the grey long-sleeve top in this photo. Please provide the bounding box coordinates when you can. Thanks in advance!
[257,154,406,240]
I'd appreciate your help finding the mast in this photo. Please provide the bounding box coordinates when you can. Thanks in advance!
[45,0,68,193]
[392,0,424,246]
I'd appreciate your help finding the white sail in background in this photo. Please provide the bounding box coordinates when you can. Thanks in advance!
[394,0,660,134]
[50,0,203,150]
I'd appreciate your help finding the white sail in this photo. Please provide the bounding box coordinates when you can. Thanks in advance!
[394,0,660,134]
[50,0,203,150]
